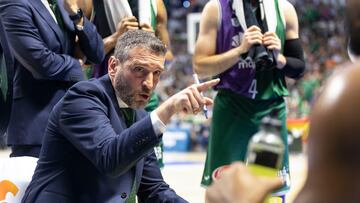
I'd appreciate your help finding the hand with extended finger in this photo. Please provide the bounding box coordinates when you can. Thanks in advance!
[155,78,220,124]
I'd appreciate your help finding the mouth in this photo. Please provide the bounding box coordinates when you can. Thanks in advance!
[139,93,150,100]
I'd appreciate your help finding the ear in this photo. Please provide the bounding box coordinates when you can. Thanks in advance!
[108,56,118,78]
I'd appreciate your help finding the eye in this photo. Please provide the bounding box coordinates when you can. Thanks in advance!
[153,70,162,77]
[133,66,145,73]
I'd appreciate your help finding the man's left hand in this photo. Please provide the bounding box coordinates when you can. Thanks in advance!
[263,32,286,68]
[140,23,155,34]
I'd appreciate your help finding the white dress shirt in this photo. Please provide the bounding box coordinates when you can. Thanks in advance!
[41,0,58,24]
[116,96,166,136]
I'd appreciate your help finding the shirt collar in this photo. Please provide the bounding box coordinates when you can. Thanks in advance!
[116,96,129,108]
[41,0,58,23]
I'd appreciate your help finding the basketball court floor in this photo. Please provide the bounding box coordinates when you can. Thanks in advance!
[162,152,307,203]
[0,149,307,203]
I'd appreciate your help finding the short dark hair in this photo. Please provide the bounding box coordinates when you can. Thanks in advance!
[114,30,167,63]
[346,0,360,55]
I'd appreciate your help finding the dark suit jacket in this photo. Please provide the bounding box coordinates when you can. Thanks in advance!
[22,76,187,203]
[0,0,104,146]
[0,18,14,136]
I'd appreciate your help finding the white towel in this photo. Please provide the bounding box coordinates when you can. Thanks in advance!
[138,0,157,26]
[103,0,133,33]
[232,0,286,32]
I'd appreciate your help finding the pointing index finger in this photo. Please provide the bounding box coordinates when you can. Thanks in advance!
[196,78,220,92]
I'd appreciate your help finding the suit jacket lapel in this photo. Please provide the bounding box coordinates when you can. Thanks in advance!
[29,0,65,51]
[100,75,145,189]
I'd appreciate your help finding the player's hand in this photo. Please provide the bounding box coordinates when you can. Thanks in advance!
[116,16,139,37]
[140,23,155,34]
[263,32,281,51]
[155,78,220,124]
[239,26,263,53]
[262,32,284,68]
[205,162,283,203]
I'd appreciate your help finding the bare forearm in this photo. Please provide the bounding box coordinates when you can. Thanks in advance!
[103,33,118,54]
[64,0,83,26]
[156,27,174,60]
[156,24,170,47]
[194,47,245,79]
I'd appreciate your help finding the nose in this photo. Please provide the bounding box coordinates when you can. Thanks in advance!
[142,73,154,90]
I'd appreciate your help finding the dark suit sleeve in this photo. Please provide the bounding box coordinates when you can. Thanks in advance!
[58,81,161,177]
[0,1,103,81]
[137,152,188,203]
[74,17,104,64]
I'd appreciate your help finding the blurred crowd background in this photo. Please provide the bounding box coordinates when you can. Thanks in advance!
[156,0,348,152]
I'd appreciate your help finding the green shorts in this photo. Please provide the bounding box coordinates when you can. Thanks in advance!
[201,89,290,195]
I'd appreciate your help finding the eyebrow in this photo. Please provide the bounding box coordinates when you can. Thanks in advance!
[130,59,164,71]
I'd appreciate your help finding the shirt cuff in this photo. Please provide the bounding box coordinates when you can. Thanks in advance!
[150,111,166,136]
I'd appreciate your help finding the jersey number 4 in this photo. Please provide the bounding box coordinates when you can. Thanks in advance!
[248,79,258,99]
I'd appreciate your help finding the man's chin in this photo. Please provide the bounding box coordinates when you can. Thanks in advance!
[131,100,149,109]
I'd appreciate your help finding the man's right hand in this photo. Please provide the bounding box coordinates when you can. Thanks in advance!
[115,16,139,37]
[154,78,220,124]
[238,25,263,54]
[205,162,283,203]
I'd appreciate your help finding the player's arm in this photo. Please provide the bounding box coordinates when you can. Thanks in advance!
[193,1,248,79]
[76,0,138,56]
[277,0,305,79]
[155,0,174,61]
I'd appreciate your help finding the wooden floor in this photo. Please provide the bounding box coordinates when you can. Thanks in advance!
[0,149,307,203]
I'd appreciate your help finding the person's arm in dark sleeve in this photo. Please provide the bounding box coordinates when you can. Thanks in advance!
[281,38,306,79]
[276,1,305,79]
[74,17,104,64]
[0,1,85,82]
[59,81,161,177]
